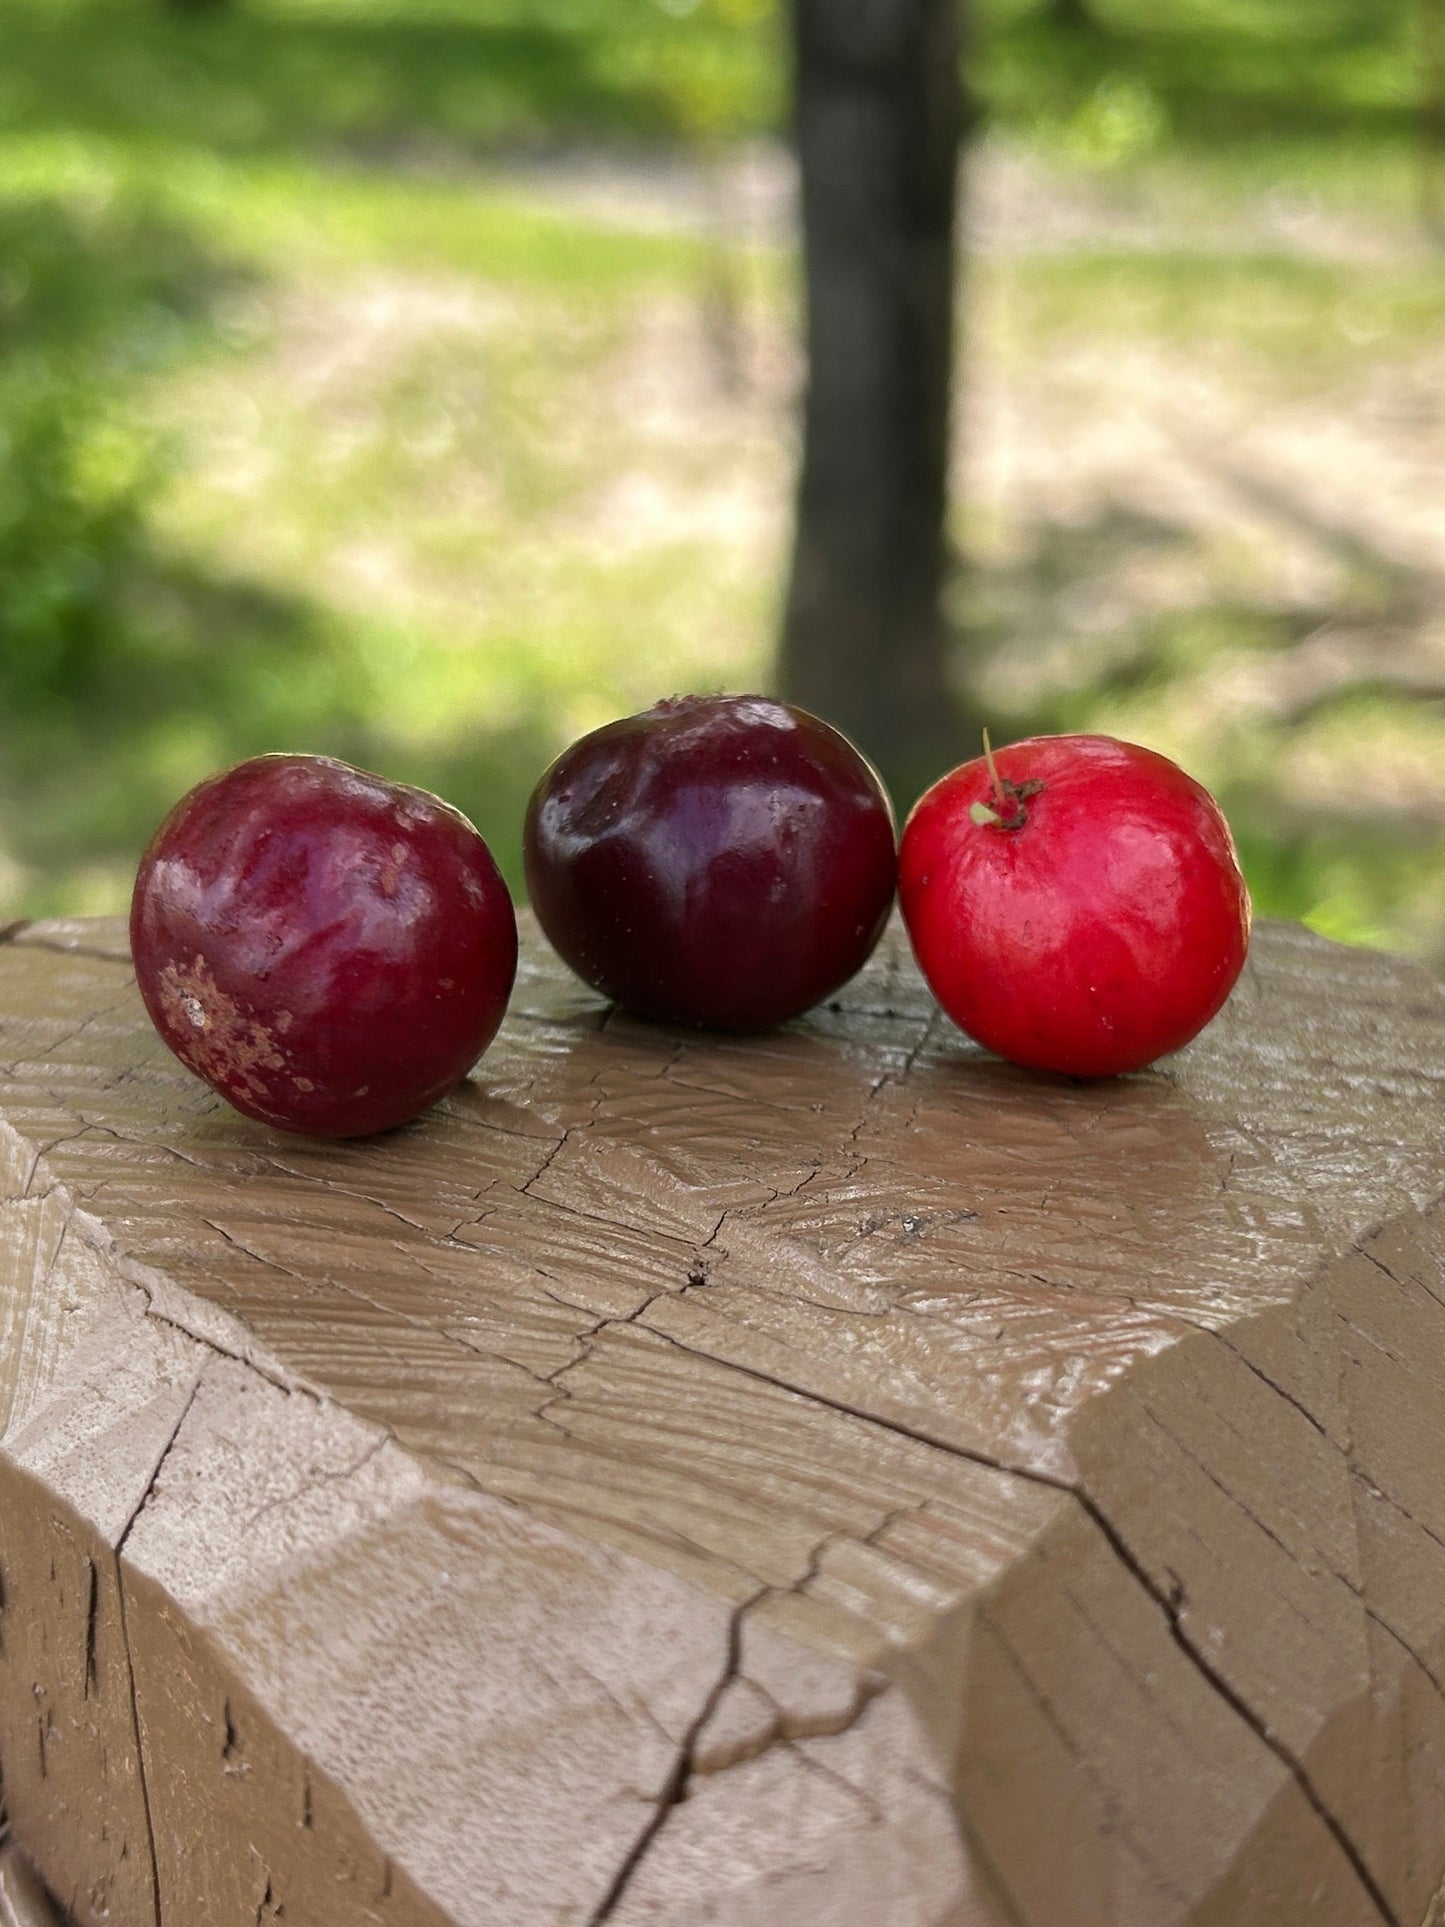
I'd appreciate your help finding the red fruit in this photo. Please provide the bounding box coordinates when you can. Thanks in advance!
[899,734,1250,1077]
[131,755,517,1136]
[523,695,897,1029]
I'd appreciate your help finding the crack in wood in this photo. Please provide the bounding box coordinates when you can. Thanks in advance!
[620,1317,1408,1927]
[1204,1328,1334,1441]
[981,1608,1192,1908]
[82,1563,99,1702]
[125,1279,299,1397]
[115,1370,208,1559]
[1073,1482,1404,1927]
[111,1555,162,1926]
[4,925,1444,1923]
[586,1583,769,1926]
[240,1432,390,1535]
[583,1508,901,1924]
[777,1733,882,1824]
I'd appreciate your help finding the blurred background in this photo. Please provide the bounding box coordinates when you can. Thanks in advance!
[0,0,1441,966]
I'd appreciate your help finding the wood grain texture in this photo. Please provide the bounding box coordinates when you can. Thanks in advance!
[0,912,1442,1926]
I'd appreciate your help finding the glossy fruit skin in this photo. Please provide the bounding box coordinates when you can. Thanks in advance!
[131,755,518,1136]
[899,735,1250,1077]
[523,695,897,1029]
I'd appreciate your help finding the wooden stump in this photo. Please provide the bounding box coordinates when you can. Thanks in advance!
[0,913,1442,1927]
[0,1837,62,1927]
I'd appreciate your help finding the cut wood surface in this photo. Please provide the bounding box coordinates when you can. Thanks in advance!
[0,1840,63,1927]
[0,913,1442,1927]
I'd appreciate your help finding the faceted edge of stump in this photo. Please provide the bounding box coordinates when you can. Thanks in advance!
[0,1117,981,1926]
[3,918,1445,1926]
[0,1838,66,1927]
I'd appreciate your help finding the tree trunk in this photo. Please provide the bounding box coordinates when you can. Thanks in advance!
[780,0,972,809]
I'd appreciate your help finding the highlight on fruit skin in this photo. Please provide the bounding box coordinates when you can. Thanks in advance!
[899,732,1251,1078]
[131,754,518,1137]
[523,694,898,1031]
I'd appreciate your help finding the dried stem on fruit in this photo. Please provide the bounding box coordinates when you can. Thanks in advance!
[971,729,1045,832]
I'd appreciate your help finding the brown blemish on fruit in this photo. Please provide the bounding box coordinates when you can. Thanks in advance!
[156,956,288,1105]
[378,842,408,898]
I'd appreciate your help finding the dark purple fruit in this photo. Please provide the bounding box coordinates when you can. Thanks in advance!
[523,695,897,1029]
[131,755,517,1136]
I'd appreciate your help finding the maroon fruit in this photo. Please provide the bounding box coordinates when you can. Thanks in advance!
[131,755,518,1136]
[523,695,897,1029]
[899,733,1251,1077]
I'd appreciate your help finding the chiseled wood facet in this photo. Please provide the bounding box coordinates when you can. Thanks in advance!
[0,1841,63,1927]
[0,913,1442,1927]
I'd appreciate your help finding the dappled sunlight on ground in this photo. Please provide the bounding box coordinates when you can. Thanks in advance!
[106,140,1445,959]
[0,0,1439,965]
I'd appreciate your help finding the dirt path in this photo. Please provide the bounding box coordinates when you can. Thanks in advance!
[160,137,1445,956]
[489,137,1429,266]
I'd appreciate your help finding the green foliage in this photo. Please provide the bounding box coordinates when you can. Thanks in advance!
[0,194,376,905]
[0,367,149,717]
[0,0,785,153]
[0,198,201,721]
[981,0,1420,165]
[0,0,1420,167]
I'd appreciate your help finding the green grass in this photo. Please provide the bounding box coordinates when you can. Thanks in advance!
[0,0,1440,969]
[0,0,781,908]
[1004,250,1445,374]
